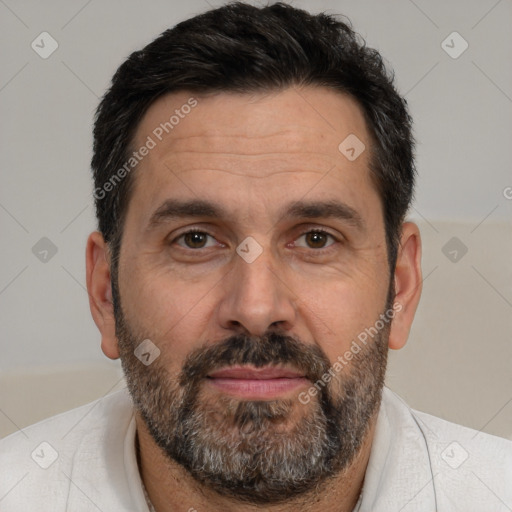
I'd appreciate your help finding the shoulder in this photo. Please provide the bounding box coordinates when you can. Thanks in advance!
[384,387,512,508]
[0,388,134,510]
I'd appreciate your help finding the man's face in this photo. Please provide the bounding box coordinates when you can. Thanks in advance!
[113,86,392,502]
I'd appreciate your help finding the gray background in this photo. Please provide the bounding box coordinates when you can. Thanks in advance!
[1,0,511,439]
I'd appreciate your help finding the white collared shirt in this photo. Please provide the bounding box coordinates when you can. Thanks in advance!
[1,387,511,511]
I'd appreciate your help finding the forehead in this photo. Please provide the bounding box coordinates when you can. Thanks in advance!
[132,86,369,166]
[127,86,378,229]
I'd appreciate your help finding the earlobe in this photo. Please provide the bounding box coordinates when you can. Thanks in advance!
[387,222,422,350]
[85,231,120,360]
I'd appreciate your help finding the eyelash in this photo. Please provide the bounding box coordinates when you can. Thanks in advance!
[172,227,340,253]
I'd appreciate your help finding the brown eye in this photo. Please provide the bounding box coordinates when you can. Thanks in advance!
[305,231,329,248]
[184,232,207,248]
[293,229,339,251]
[176,231,216,249]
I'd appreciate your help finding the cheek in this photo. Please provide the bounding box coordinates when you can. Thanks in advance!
[119,263,216,363]
[298,277,386,363]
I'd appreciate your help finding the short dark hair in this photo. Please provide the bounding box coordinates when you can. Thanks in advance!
[92,1,415,278]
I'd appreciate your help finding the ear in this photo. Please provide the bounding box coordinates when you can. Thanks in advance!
[85,231,119,359]
[388,222,422,350]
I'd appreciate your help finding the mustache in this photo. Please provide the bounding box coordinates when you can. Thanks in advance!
[179,331,332,387]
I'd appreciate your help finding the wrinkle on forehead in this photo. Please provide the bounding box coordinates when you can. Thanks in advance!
[127,86,376,217]
[140,134,347,181]
[132,86,368,154]
[147,127,333,153]
[152,150,340,181]
[166,168,329,180]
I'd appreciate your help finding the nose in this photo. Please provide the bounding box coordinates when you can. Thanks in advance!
[216,245,297,337]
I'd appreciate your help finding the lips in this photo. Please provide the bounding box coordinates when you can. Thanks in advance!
[207,366,305,380]
[206,366,308,399]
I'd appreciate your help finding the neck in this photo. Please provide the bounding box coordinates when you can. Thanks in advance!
[136,414,376,512]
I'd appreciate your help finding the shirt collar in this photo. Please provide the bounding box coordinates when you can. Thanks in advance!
[356,387,436,511]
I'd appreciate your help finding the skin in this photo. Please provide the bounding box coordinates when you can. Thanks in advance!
[86,86,422,512]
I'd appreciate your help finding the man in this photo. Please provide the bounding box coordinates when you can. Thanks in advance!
[1,2,511,511]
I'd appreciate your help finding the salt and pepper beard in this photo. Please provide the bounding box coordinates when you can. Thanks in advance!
[114,292,390,505]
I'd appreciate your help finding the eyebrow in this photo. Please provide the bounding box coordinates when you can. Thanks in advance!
[282,200,365,231]
[148,199,228,229]
[147,198,365,232]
